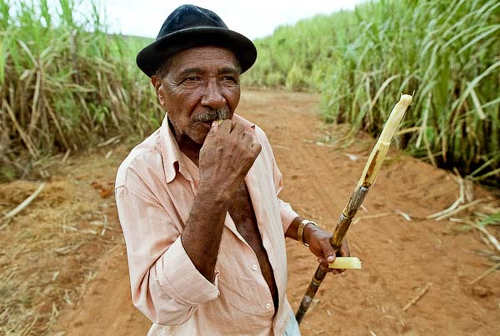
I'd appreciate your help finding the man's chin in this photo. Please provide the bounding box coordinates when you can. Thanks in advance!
[190,128,210,145]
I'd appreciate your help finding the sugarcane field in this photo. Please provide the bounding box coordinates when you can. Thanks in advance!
[1,1,499,336]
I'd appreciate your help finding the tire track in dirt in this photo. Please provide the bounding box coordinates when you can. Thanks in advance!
[55,89,499,336]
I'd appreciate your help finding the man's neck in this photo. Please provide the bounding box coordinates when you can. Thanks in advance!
[179,138,201,166]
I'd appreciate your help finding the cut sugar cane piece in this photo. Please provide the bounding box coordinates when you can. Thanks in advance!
[328,257,362,269]
[216,109,224,126]
[214,109,229,126]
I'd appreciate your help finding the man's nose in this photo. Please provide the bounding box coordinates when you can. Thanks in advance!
[201,79,225,109]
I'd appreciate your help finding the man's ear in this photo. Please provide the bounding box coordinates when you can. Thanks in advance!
[151,76,166,106]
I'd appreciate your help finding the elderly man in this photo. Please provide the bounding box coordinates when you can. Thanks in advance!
[115,5,349,336]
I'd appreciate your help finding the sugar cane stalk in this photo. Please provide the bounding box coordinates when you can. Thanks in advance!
[295,94,412,324]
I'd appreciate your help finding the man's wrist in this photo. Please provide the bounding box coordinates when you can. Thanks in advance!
[298,219,317,247]
[198,181,231,207]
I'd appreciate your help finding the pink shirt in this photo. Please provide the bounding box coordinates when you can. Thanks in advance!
[115,114,299,335]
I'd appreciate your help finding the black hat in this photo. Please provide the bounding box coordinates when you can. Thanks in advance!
[136,5,257,77]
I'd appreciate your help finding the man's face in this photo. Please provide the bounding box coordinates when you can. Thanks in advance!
[152,46,241,146]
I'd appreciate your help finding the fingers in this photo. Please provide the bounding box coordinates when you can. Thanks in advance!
[317,257,341,273]
[210,119,261,163]
[317,256,346,274]
[231,119,246,136]
[207,120,219,136]
[249,134,262,156]
[319,239,336,264]
[339,240,351,257]
[328,242,349,274]
[217,119,252,137]
[218,119,233,134]
[313,239,334,273]
[318,262,330,272]
[230,122,261,152]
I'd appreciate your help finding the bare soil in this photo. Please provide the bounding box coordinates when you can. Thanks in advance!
[1,90,498,336]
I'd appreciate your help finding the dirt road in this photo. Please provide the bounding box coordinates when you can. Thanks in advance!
[54,89,498,335]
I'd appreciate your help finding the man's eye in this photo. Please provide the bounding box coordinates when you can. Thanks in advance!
[182,76,202,83]
[222,75,238,83]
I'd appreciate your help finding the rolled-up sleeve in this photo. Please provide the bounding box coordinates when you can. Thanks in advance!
[115,180,219,326]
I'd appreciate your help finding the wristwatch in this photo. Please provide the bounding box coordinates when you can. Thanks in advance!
[297,219,317,247]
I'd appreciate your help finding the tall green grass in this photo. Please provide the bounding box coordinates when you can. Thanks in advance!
[0,0,159,181]
[244,0,500,187]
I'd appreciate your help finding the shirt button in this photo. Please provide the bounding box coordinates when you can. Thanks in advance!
[251,264,258,271]
[265,303,272,310]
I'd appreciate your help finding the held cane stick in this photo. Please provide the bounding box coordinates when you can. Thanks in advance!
[295,94,412,324]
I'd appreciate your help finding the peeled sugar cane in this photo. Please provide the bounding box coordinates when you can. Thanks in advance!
[329,257,362,269]
[357,94,413,188]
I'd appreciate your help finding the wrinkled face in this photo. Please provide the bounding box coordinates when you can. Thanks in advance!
[152,46,241,146]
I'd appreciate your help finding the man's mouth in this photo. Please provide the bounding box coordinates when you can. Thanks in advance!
[196,113,217,123]
[194,108,230,123]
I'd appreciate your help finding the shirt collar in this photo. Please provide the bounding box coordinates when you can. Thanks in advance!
[159,115,186,183]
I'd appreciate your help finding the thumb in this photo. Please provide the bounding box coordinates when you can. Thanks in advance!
[320,240,336,263]
[208,120,219,135]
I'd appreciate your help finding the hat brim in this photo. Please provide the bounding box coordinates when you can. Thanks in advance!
[136,27,257,77]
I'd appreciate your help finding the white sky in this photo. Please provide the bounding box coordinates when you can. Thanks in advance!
[88,0,367,40]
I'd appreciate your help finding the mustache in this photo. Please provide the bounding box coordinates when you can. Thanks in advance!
[194,108,230,122]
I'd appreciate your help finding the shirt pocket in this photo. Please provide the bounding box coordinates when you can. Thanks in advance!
[218,274,274,317]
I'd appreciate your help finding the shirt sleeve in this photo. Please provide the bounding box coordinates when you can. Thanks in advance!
[115,174,220,326]
[273,163,299,234]
[256,127,299,233]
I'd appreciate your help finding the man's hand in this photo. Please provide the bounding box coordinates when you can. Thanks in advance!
[304,225,350,273]
[199,119,262,201]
